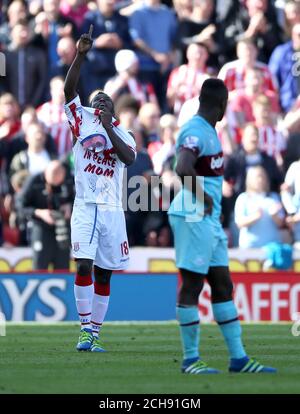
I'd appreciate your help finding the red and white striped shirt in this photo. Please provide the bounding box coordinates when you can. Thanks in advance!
[167,64,210,114]
[104,77,157,107]
[37,101,72,157]
[218,60,277,92]
[257,125,286,158]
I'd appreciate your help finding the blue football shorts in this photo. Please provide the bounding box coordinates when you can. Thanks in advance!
[169,214,229,274]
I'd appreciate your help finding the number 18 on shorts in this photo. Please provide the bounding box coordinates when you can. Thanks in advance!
[71,202,130,270]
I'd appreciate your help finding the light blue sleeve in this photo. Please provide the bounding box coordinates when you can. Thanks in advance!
[176,127,205,157]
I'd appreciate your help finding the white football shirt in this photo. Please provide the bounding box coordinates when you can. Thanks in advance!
[64,95,136,207]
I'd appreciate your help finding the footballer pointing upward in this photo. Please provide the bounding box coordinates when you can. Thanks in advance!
[64,25,136,352]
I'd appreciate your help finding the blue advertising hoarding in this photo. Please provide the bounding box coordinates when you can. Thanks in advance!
[0,273,177,321]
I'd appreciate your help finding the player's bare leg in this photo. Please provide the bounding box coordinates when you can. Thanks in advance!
[207,266,276,373]
[177,269,220,374]
[90,266,112,352]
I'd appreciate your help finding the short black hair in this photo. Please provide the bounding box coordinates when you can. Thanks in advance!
[89,90,111,105]
[199,78,228,108]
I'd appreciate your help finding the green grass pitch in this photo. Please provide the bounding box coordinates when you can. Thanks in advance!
[0,323,299,394]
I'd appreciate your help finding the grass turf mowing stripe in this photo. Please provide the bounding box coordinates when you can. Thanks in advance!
[0,324,299,394]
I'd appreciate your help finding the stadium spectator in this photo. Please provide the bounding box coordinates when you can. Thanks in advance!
[52,36,77,78]
[0,93,21,244]
[9,122,56,178]
[129,0,178,109]
[179,0,215,42]
[17,160,74,270]
[0,93,21,143]
[218,38,277,94]
[252,95,286,167]
[224,124,283,198]
[37,76,72,157]
[114,94,143,143]
[167,42,210,115]
[235,166,284,248]
[269,22,300,113]
[141,114,178,248]
[4,20,47,108]
[219,0,282,63]
[177,0,223,68]
[0,0,28,49]
[281,158,300,248]
[54,35,87,99]
[114,94,174,246]
[80,0,132,99]
[125,129,154,246]
[34,0,77,77]
[149,114,177,175]
[213,0,241,62]
[177,95,199,126]
[27,0,44,17]
[138,102,161,148]
[243,0,282,62]
[57,35,77,64]
[59,0,89,30]
[216,107,239,156]
[142,166,176,248]
[229,68,280,129]
[222,124,283,235]
[173,0,193,20]
[104,49,158,106]
[283,0,300,39]
[6,169,30,246]
[4,107,57,175]
[0,93,21,194]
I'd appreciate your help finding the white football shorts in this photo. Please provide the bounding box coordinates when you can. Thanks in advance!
[71,201,130,270]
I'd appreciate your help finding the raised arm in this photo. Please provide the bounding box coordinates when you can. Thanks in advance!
[64,24,93,103]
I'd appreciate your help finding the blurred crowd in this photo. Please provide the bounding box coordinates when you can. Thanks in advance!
[1,0,300,264]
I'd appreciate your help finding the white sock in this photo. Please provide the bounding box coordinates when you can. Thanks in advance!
[91,294,110,338]
[74,284,94,330]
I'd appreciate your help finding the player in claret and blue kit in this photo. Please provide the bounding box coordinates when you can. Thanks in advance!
[64,25,136,352]
[168,78,276,374]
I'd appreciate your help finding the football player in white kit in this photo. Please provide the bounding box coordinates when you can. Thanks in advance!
[64,25,136,352]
